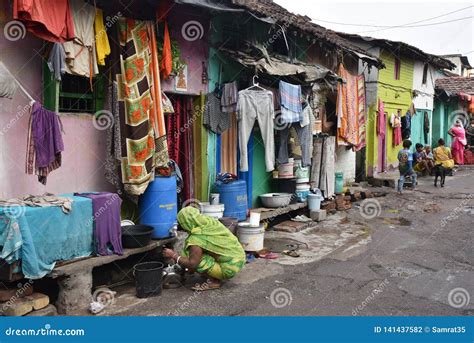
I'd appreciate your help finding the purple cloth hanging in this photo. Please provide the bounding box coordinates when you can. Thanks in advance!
[76,192,123,256]
[32,101,64,168]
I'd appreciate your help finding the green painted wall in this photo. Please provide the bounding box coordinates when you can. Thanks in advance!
[251,129,273,207]
[432,98,460,147]
[376,49,414,168]
[365,104,378,175]
[411,109,432,146]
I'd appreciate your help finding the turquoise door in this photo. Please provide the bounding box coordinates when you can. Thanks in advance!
[411,110,431,146]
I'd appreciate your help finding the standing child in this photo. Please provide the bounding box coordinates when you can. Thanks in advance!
[397,140,417,193]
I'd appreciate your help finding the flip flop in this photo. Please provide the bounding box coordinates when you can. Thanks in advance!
[191,281,221,291]
[257,250,278,259]
[283,249,300,257]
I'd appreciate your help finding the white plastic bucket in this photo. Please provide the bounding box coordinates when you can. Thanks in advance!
[308,193,323,211]
[295,183,310,202]
[295,166,310,184]
[200,203,225,219]
[237,223,264,251]
[278,158,294,178]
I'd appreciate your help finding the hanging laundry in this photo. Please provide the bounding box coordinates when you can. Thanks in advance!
[355,75,366,151]
[160,21,173,80]
[220,113,238,175]
[336,64,359,146]
[277,123,312,167]
[423,111,430,143]
[277,103,313,167]
[377,99,386,138]
[311,136,336,199]
[221,81,239,113]
[0,61,18,99]
[13,0,75,43]
[167,97,194,202]
[390,110,402,146]
[25,102,64,185]
[279,80,302,123]
[94,8,111,66]
[105,18,169,196]
[401,111,412,140]
[62,0,98,79]
[76,192,123,256]
[237,89,275,172]
[47,43,67,81]
[204,92,231,134]
[300,101,311,128]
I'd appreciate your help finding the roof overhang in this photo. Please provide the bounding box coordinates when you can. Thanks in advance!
[218,47,340,85]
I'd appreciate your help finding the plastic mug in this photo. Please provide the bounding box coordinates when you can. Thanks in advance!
[249,212,261,227]
[210,193,220,205]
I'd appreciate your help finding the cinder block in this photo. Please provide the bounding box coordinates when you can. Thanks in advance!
[26,293,49,310]
[310,209,327,222]
[1,297,33,316]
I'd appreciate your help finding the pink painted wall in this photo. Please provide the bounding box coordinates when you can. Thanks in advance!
[160,7,209,95]
[0,28,112,198]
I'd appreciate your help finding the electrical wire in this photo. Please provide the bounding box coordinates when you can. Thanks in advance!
[358,16,473,34]
[308,5,472,28]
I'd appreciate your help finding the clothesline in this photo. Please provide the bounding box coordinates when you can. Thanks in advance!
[0,60,36,103]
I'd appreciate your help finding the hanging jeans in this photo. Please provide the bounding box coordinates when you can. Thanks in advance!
[237,90,275,172]
[277,122,312,167]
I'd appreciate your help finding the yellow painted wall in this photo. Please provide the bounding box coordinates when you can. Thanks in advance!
[376,49,414,169]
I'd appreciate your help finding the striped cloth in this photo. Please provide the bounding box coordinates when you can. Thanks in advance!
[279,80,302,123]
[355,75,366,151]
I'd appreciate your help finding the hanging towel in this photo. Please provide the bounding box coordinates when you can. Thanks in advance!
[279,80,302,123]
[160,21,173,79]
[94,8,111,66]
[279,80,302,112]
[47,43,67,81]
[221,81,238,113]
[62,0,98,78]
[0,61,18,99]
[25,102,64,185]
[13,0,75,43]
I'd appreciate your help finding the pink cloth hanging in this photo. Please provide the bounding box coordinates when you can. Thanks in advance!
[377,99,386,138]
